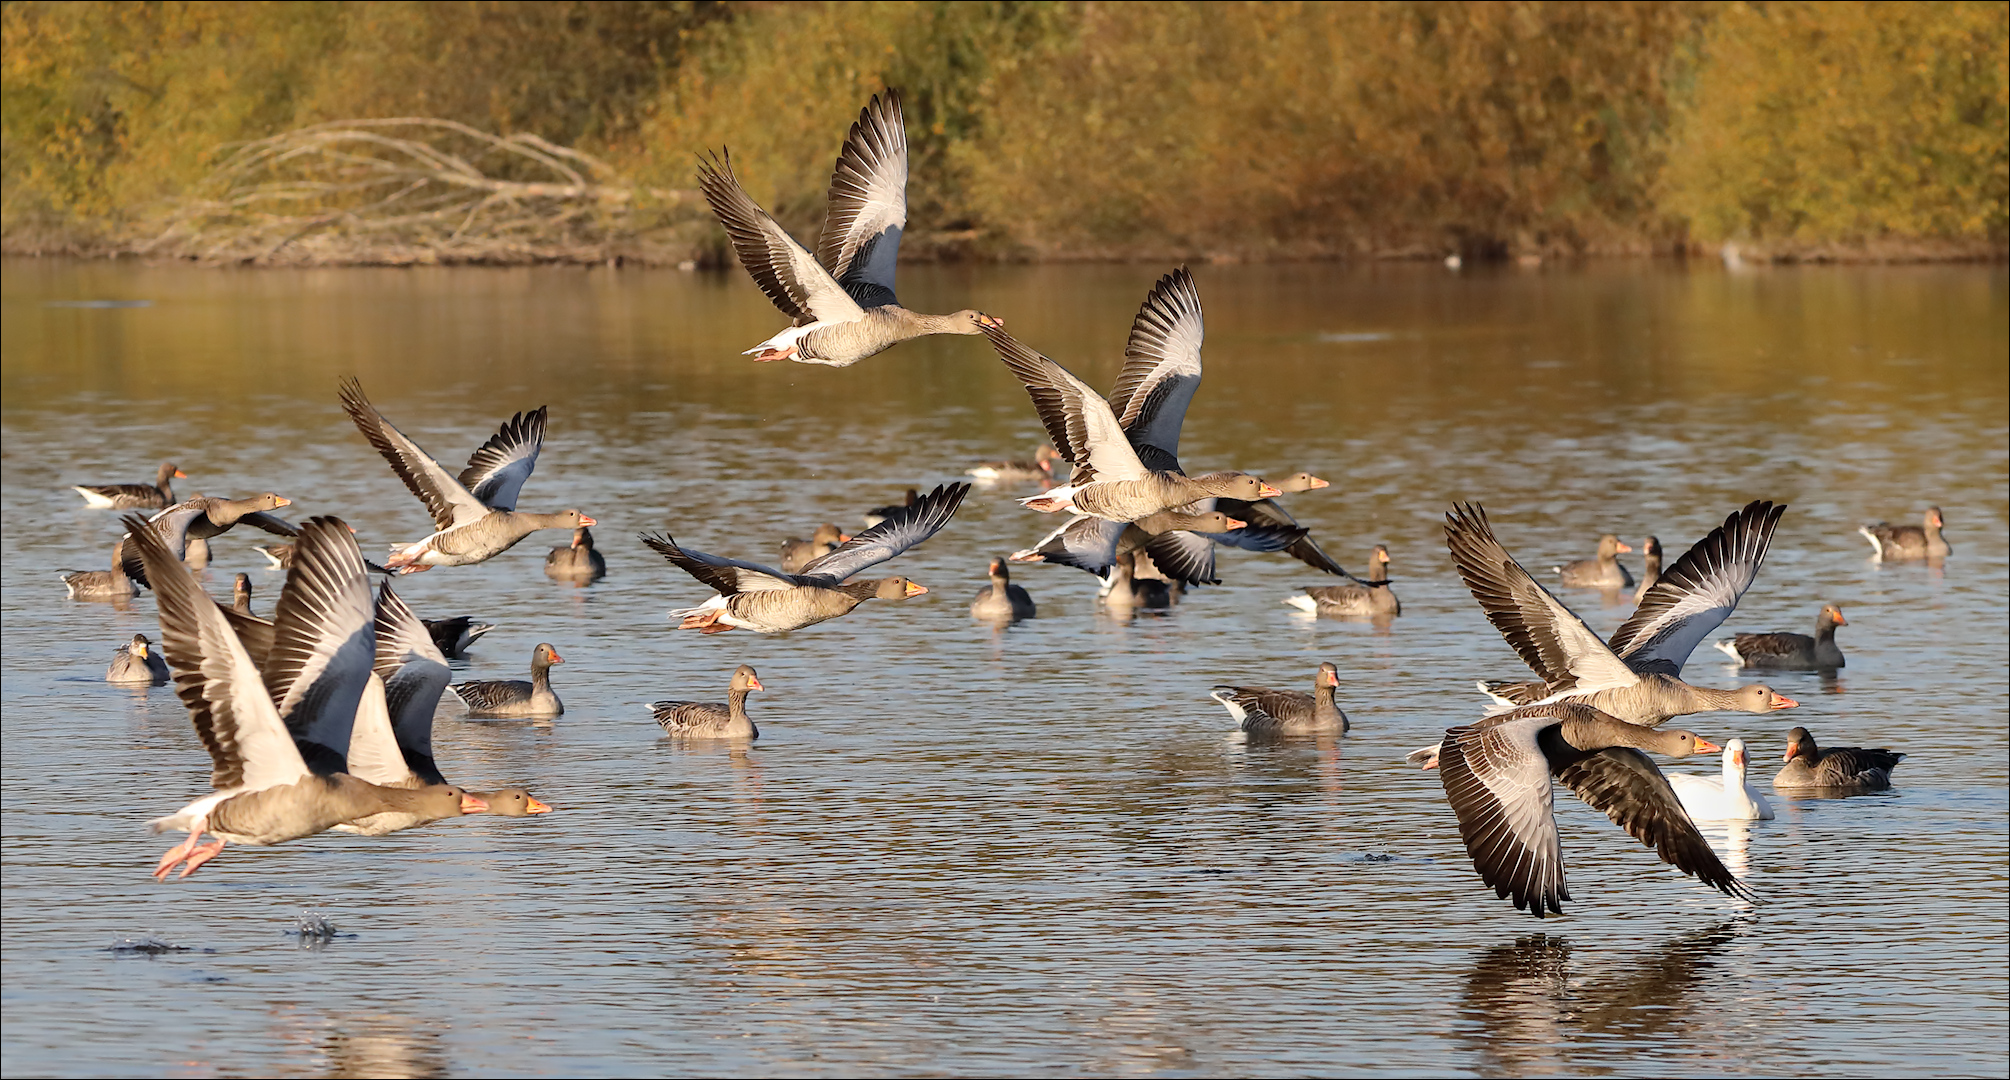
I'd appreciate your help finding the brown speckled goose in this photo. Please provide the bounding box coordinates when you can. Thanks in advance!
[451,643,564,718]
[119,494,296,588]
[1556,533,1635,588]
[61,538,138,600]
[127,514,483,879]
[1102,551,1172,611]
[339,378,592,573]
[1438,702,1749,917]
[651,665,763,739]
[544,526,607,581]
[781,523,851,573]
[699,92,1000,367]
[422,615,495,658]
[106,633,170,685]
[967,445,1061,482]
[970,557,1036,621]
[1633,536,1662,603]
[1210,662,1348,735]
[1284,545,1399,617]
[1714,604,1847,669]
[1860,507,1951,560]
[645,483,968,634]
[73,461,185,509]
[1774,726,1904,791]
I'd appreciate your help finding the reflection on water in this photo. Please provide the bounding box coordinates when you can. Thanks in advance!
[1,258,2004,1076]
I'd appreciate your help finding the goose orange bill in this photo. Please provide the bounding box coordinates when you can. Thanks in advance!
[1693,738,1722,754]
[460,793,490,813]
[1770,693,1799,710]
[745,674,765,691]
[1256,482,1283,497]
[525,797,553,814]
[1303,475,1329,488]
[172,468,188,478]
[903,581,929,597]
[578,515,598,527]
[1615,540,1633,552]
[1225,518,1247,529]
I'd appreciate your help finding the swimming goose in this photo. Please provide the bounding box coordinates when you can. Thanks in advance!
[73,461,185,509]
[1409,502,1796,767]
[651,665,764,739]
[860,490,917,530]
[984,273,1280,523]
[1101,551,1172,611]
[1774,726,1904,791]
[231,574,253,615]
[1634,537,1662,603]
[699,92,1000,367]
[970,557,1037,621]
[1437,702,1750,917]
[60,538,139,600]
[421,615,494,658]
[967,445,1061,482]
[1210,662,1348,735]
[118,494,296,588]
[450,643,564,718]
[544,526,607,581]
[106,633,170,685]
[1666,739,1774,820]
[1859,507,1951,560]
[338,584,551,831]
[644,482,969,634]
[126,514,482,879]
[1556,533,1635,588]
[780,523,851,573]
[1284,545,1399,616]
[1713,604,1847,669]
[338,378,593,573]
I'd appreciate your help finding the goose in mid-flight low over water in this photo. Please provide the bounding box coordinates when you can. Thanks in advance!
[645,483,969,634]
[699,91,999,367]
[118,494,297,588]
[339,377,592,573]
[73,461,185,510]
[1436,702,1752,917]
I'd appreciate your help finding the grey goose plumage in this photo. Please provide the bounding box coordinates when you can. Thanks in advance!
[422,615,494,658]
[451,642,565,718]
[339,377,593,573]
[106,633,170,685]
[118,493,297,588]
[1714,603,1847,669]
[1210,662,1348,735]
[60,536,139,600]
[780,523,851,573]
[1634,536,1663,603]
[970,557,1037,621]
[545,525,607,581]
[1859,507,1951,560]
[651,665,763,739]
[1555,533,1635,588]
[1774,726,1904,791]
[1285,545,1399,617]
[699,92,999,367]
[73,461,185,509]
[1437,702,1751,917]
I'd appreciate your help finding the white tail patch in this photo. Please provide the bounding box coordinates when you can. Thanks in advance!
[1857,526,1884,557]
[1207,688,1249,724]
[1475,681,1520,707]
[73,487,117,508]
[1712,639,1743,662]
[1283,594,1318,613]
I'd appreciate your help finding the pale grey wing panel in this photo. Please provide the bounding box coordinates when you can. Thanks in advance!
[344,673,417,787]
[640,534,799,596]
[458,406,547,511]
[1444,503,1638,694]
[1609,501,1784,676]
[982,326,1149,483]
[817,90,908,301]
[799,483,971,584]
[698,151,865,325]
[339,378,491,531]
[262,517,377,774]
[373,582,450,764]
[1110,267,1204,461]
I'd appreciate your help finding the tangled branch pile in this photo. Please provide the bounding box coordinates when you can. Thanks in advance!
[142,119,694,266]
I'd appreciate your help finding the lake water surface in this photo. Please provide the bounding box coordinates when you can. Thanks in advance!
[2,257,2006,1077]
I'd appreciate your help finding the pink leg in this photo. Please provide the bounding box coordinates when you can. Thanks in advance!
[177,840,227,878]
[153,826,204,880]
[750,346,797,362]
[396,563,433,575]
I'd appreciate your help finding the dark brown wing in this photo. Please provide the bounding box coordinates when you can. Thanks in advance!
[1551,745,1756,903]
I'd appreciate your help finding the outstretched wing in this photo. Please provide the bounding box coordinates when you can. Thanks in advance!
[458,406,547,511]
[983,326,1149,483]
[1607,501,1785,676]
[798,482,971,584]
[815,91,907,308]
[1108,267,1204,464]
[1444,504,1638,695]
[1438,712,1569,918]
[120,500,210,588]
[699,150,866,326]
[641,534,799,597]
[260,517,376,775]
[122,514,309,793]
[339,378,491,532]
[373,581,451,784]
[1552,744,1756,903]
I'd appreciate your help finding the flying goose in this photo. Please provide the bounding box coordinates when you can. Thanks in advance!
[544,526,607,581]
[338,378,592,573]
[1409,502,1797,767]
[106,633,170,685]
[983,272,1280,523]
[1009,509,1262,585]
[698,91,1000,367]
[1774,726,1904,791]
[1210,662,1348,735]
[1284,545,1399,616]
[118,494,297,588]
[126,514,483,880]
[970,557,1037,621]
[781,523,851,573]
[1437,702,1751,917]
[644,482,969,634]
[73,461,185,509]
[1666,738,1774,820]
[1713,604,1847,669]
[450,643,565,718]
[1859,507,1951,560]
[651,665,764,739]
[1556,533,1635,588]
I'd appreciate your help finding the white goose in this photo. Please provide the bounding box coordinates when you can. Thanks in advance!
[1666,738,1775,821]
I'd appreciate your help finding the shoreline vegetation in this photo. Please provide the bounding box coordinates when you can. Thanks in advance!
[4,1,2004,268]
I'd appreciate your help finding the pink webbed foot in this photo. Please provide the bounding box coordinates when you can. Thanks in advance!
[153,827,205,881]
[749,346,797,362]
[1022,498,1069,514]
[395,563,433,575]
[177,840,227,878]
